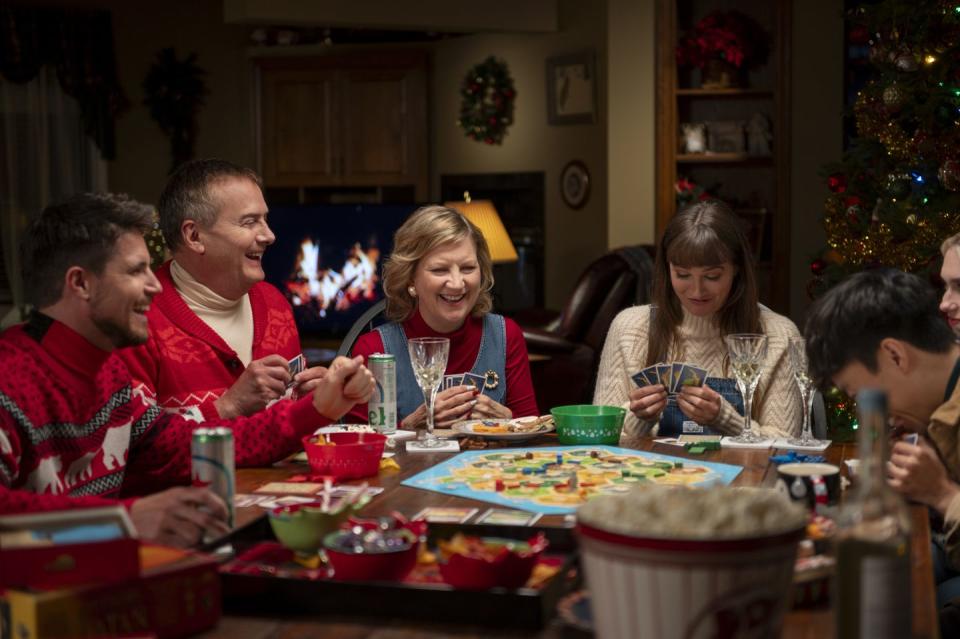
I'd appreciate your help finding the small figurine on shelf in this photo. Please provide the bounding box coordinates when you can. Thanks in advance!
[680,122,707,154]
[746,113,772,156]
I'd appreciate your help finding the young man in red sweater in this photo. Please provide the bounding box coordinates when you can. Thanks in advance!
[117,159,324,421]
[0,193,374,547]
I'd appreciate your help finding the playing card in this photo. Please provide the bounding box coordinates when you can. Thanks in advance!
[631,371,650,387]
[903,433,919,445]
[462,372,488,394]
[676,364,708,390]
[254,481,323,495]
[443,374,464,390]
[475,508,542,526]
[642,365,660,386]
[412,506,478,524]
[287,354,305,376]
[670,363,685,393]
[656,364,672,391]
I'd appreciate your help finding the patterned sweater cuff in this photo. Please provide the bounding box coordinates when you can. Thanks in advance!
[713,400,744,435]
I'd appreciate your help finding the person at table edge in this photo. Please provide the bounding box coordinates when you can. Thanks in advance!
[804,267,960,615]
[0,193,374,547]
[593,200,802,441]
[348,205,538,428]
[117,159,327,422]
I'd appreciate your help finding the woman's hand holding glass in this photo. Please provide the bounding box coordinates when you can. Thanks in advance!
[677,384,722,424]
[628,384,668,421]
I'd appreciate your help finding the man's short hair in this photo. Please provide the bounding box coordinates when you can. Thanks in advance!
[157,158,262,252]
[804,268,955,386]
[23,193,154,308]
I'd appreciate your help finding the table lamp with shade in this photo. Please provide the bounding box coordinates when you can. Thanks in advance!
[444,193,518,264]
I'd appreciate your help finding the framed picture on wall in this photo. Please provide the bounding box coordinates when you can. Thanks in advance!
[546,50,597,125]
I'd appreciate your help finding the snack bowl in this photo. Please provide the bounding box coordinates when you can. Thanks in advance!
[551,405,626,445]
[437,532,548,590]
[323,516,426,582]
[302,431,386,480]
[268,501,362,557]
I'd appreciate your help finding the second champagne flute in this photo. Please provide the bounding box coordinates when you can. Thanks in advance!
[407,337,450,448]
[725,333,768,444]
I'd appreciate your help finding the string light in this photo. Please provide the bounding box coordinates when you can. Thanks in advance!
[925,54,937,64]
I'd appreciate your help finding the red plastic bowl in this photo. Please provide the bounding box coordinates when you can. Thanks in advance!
[302,432,386,480]
[322,517,426,582]
[438,533,548,590]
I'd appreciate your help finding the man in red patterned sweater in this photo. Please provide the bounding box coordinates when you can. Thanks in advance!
[117,159,323,421]
[0,193,374,547]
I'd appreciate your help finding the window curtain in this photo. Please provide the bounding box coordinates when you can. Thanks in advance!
[0,67,107,320]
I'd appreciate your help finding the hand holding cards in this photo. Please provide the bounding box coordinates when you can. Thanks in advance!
[632,361,708,395]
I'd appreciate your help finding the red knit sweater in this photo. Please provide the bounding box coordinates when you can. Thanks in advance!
[0,314,329,514]
[117,261,302,421]
[347,310,538,422]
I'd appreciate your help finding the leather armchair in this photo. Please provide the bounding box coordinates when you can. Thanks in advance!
[521,246,655,412]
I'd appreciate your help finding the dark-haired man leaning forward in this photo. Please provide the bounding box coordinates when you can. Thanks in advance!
[0,193,374,547]
[803,267,960,617]
[118,159,323,422]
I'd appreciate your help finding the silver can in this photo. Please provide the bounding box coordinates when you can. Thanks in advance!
[368,353,397,434]
[191,426,235,528]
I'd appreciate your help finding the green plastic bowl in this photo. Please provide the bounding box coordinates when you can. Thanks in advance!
[551,405,626,445]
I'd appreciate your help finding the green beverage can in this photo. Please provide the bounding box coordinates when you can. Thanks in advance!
[191,426,235,529]
[368,353,397,434]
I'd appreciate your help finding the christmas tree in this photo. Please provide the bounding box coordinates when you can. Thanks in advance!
[811,0,960,438]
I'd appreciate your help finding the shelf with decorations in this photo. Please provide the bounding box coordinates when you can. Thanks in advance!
[656,0,791,312]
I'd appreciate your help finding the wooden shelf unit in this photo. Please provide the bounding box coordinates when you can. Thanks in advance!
[655,0,792,313]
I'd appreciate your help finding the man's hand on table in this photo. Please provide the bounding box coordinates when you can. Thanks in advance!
[130,486,230,548]
[888,438,960,514]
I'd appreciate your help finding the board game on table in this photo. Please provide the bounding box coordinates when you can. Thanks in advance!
[401,445,743,515]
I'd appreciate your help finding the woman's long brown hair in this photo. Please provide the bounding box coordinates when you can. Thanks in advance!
[645,200,761,367]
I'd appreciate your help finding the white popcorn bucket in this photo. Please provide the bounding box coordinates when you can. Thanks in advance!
[577,521,804,639]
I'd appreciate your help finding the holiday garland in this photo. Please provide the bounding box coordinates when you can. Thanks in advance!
[457,56,516,145]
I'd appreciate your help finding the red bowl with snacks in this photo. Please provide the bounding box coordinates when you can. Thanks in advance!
[437,532,548,590]
[322,516,427,582]
[302,432,386,480]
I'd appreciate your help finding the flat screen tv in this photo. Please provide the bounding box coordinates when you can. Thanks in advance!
[261,204,417,341]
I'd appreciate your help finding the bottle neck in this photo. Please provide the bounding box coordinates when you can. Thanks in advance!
[855,407,889,498]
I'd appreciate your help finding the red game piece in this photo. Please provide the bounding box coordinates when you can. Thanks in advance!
[495,479,505,491]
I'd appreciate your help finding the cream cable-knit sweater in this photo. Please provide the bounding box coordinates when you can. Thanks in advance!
[594,304,803,441]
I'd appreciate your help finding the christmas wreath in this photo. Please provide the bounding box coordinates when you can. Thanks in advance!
[457,56,516,145]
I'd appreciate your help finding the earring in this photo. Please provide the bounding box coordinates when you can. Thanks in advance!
[408,286,416,297]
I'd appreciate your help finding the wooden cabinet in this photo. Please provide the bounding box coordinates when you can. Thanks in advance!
[655,0,791,312]
[255,51,428,201]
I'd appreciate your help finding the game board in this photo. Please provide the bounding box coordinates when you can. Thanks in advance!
[402,445,743,514]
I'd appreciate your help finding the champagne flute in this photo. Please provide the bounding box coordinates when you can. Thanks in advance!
[786,336,829,447]
[725,333,768,444]
[407,337,450,448]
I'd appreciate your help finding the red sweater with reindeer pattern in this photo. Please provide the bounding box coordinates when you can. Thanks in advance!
[0,313,328,514]
[117,261,302,421]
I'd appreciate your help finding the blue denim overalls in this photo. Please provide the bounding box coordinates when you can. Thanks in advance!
[650,309,745,437]
[377,314,507,422]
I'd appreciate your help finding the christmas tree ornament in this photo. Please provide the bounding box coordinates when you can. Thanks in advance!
[882,82,907,110]
[895,53,919,71]
[886,172,912,197]
[810,258,827,275]
[827,173,848,193]
[940,159,960,191]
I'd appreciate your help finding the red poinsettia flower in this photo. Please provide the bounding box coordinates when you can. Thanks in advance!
[676,10,770,70]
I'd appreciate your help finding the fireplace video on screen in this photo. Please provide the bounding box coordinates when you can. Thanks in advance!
[261,204,416,340]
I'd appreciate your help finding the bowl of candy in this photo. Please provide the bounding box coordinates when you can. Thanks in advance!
[268,489,372,559]
[323,514,426,582]
[551,404,626,445]
[436,532,548,590]
[302,431,386,480]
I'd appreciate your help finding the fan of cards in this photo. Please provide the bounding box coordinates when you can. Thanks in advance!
[442,372,488,394]
[632,362,708,395]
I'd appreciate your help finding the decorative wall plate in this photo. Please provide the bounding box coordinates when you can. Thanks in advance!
[560,160,590,209]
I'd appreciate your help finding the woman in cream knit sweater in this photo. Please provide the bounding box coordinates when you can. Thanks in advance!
[594,201,802,440]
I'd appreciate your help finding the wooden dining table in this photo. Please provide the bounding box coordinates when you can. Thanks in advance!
[199,433,939,639]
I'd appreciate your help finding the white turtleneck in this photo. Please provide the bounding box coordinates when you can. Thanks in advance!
[593,303,803,440]
[169,260,254,366]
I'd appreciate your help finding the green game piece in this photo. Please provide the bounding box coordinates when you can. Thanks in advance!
[621,469,631,478]
[651,470,666,477]
[703,441,721,451]
[673,461,684,468]
[688,446,706,455]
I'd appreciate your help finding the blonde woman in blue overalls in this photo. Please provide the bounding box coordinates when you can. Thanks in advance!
[593,200,803,441]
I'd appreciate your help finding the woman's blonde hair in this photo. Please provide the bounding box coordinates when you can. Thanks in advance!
[382,205,495,322]
[942,232,960,256]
